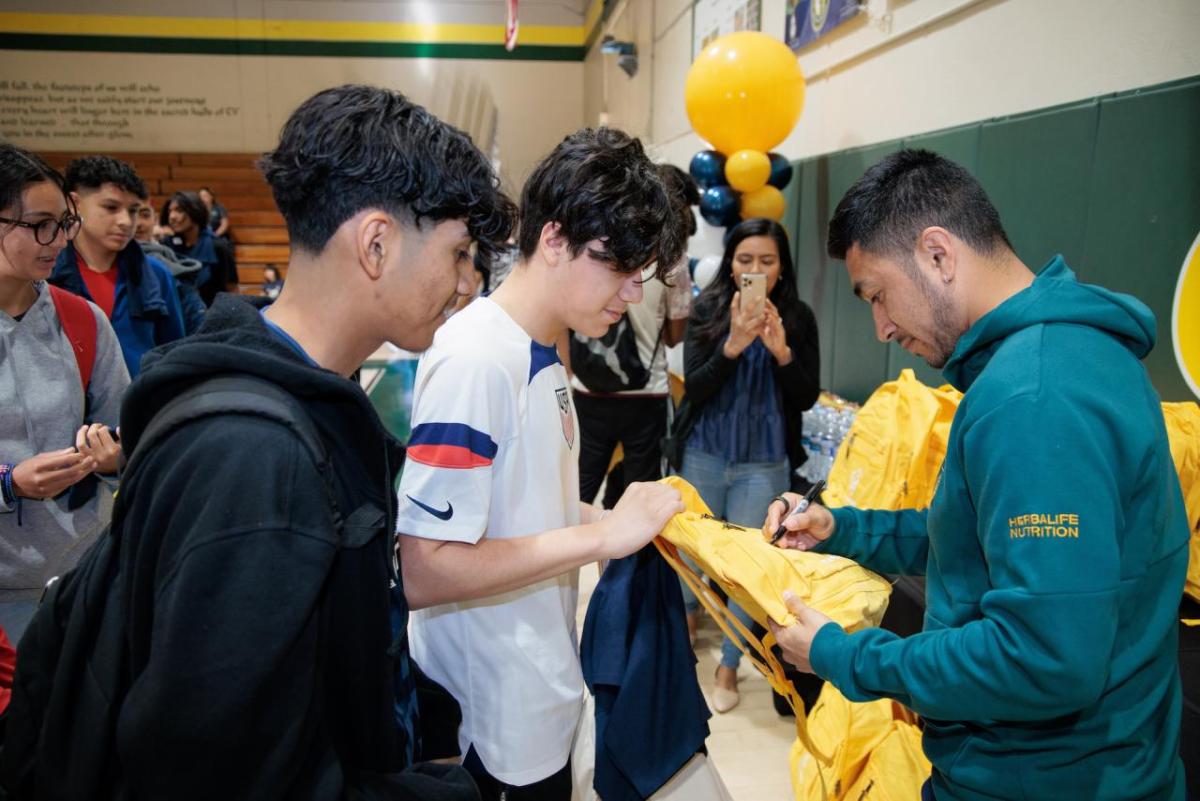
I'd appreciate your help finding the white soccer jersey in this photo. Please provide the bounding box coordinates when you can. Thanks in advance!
[396,296,584,785]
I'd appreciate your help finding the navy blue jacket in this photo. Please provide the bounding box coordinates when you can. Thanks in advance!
[581,545,711,800]
[51,241,186,378]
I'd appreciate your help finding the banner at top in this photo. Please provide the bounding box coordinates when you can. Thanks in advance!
[785,0,861,51]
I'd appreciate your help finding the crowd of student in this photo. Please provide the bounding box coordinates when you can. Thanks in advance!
[0,149,249,629]
[0,82,1190,801]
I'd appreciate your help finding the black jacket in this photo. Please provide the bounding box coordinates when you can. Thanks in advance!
[667,293,820,476]
[107,295,473,800]
[164,228,238,306]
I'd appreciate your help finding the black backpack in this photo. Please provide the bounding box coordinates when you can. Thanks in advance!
[568,313,662,393]
[0,375,335,800]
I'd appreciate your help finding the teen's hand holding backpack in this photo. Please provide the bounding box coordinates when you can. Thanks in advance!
[597,481,685,558]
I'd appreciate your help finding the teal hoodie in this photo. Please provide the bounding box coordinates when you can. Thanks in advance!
[809,256,1190,800]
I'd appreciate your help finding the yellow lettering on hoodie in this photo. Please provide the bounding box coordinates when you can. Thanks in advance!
[1008,512,1080,539]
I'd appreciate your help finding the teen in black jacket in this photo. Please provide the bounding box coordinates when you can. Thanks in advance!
[115,295,434,797]
[2,84,516,801]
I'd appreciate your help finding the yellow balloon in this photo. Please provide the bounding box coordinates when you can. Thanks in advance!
[740,185,786,221]
[725,149,771,192]
[685,31,806,155]
[1174,230,1200,399]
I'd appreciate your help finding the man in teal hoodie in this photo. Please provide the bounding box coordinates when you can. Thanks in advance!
[767,149,1189,800]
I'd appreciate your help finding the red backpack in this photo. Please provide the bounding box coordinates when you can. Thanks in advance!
[46,285,97,393]
[0,625,14,715]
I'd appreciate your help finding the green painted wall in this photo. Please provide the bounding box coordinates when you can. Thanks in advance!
[785,75,1200,403]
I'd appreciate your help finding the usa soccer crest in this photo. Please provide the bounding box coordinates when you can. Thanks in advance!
[555,387,574,448]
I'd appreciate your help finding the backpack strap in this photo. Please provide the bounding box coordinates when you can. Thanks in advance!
[47,285,97,394]
[653,536,833,800]
[121,375,341,530]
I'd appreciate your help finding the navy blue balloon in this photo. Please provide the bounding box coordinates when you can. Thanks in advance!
[700,185,740,228]
[767,153,794,190]
[689,150,728,189]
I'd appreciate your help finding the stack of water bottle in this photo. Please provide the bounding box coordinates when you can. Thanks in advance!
[797,393,859,483]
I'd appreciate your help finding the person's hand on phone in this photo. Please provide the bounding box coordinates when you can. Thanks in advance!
[76,423,122,475]
[597,482,685,559]
[724,290,764,358]
[761,300,792,365]
[11,448,96,501]
[763,492,835,550]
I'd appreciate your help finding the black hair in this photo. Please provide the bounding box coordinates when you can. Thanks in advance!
[826,148,1011,261]
[63,155,147,199]
[0,143,68,217]
[517,128,685,278]
[258,84,516,258]
[691,218,803,349]
[658,163,700,238]
[163,191,209,231]
[472,247,492,293]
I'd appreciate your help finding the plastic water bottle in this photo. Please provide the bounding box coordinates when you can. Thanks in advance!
[799,399,860,482]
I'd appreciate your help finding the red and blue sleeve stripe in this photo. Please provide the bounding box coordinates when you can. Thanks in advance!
[406,423,498,469]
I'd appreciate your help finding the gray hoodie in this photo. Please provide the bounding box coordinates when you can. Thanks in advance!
[0,281,129,599]
[138,239,203,279]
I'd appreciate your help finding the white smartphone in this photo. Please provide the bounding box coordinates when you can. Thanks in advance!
[739,273,767,317]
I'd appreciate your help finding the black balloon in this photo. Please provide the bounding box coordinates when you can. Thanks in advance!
[767,153,794,190]
[700,185,740,227]
[690,150,728,189]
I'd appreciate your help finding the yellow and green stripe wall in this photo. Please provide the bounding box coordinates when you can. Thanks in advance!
[0,2,609,61]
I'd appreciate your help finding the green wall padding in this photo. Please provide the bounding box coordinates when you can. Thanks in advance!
[788,75,1200,403]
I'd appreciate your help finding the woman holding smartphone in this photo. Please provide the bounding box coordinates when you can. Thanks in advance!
[666,217,820,711]
[0,144,128,641]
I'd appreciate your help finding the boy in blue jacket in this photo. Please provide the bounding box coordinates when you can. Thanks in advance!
[50,156,185,377]
[767,149,1189,801]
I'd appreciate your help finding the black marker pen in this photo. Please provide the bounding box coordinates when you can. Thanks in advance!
[769,479,825,545]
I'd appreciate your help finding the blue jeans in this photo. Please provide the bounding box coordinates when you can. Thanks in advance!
[678,448,790,670]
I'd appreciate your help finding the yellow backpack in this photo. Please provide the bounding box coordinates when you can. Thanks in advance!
[652,476,892,777]
[826,374,1200,604]
[1162,402,1200,604]
[790,683,931,801]
[822,370,961,511]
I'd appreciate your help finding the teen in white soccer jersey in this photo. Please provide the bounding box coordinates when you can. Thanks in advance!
[396,128,688,801]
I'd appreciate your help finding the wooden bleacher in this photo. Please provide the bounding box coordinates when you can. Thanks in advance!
[37,152,288,295]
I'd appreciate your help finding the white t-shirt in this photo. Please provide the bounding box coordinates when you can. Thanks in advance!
[396,296,584,785]
[570,258,693,397]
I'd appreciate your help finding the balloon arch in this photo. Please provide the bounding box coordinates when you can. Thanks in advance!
[684,31,806,230]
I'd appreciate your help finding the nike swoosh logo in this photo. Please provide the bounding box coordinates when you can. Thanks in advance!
[407,495,454,521]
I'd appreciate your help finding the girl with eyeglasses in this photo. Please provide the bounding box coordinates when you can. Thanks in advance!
[0,143,130,642]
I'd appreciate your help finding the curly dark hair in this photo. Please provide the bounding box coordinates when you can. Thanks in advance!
[162,190,209,231]
[658,163,700,239]
[517,128,686,278]
[63,155,147,198]
[827,149,1012,262]
[258,84,516,258]
[0,144,68,216]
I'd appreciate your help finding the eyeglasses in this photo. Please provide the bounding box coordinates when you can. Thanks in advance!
[0,214,82,245]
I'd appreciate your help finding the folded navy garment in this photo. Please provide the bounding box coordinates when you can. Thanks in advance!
[581,544,711,801]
